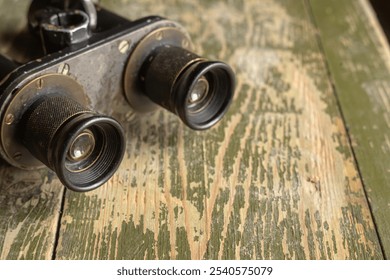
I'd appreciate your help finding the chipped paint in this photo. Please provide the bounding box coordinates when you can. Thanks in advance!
[0,0,384,260]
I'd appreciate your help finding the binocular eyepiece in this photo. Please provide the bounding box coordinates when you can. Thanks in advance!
[124,27,235,131]
[0,0,235,192]
[21,95,125,192]
[0,74,126,192]
[140,46,235,130]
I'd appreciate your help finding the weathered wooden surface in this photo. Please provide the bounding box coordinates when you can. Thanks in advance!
[0,0,64,260]
[0,0,387,259]
[310,0,390,258]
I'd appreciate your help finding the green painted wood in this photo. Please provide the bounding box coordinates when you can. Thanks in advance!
[0,0,385,260]
[0,0,64,260]
[51,0,382,259]
[0,166,64,259]
[309,0,390,258]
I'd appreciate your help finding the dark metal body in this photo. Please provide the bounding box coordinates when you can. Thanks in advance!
[0,0,235,191]
[0,9,182,167]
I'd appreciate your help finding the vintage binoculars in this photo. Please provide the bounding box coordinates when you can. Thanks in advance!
[0,0,235,192]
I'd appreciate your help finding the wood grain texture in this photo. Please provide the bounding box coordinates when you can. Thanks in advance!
[0,0,385,260]
[53,0,382,259]
[0,165,64,259]
[309,0,390,258]
[0,0,64,260]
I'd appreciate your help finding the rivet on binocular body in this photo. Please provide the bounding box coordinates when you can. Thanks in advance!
[58,63,70,75]
[36,78,43,89]
[118,40,130,54]
[5,114,15,125]
[13,152,22,161]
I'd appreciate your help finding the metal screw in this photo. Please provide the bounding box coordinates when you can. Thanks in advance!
[5,114,15,125]
[36,78,43,89]
[58,63,70,75]
[156,31,163,41]
[182,39,190,48]
[118,40,130,54]
[13,152,22,161]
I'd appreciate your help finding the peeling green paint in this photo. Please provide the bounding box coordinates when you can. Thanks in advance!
[0,0,384,260]
[309,0,390,257]
[204,188,230,259]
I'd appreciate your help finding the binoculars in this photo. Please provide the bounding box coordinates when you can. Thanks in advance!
[0,0,235,192]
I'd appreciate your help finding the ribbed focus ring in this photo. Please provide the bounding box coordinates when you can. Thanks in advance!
[22,95,91,167]
[143,45,201,111]
[21,94,125,191]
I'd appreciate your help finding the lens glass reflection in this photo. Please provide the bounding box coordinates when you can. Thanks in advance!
[65,128,102,173]
[188,76,209,105]
[67,129,95,161]
[187,75,214,114]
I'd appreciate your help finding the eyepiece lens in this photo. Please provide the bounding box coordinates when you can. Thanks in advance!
[65,128,101,173]
[176,61,235,130]
[57,116,124,191]
[188,76,209,106]
[67,129,95,162]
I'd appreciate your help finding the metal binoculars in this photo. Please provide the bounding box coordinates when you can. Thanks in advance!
[0,0,235,192]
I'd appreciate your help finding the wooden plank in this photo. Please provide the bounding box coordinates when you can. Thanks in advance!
[53,0,383,259]
[0,0,64,260]
[309,0,390,258]
[0,167,64,259]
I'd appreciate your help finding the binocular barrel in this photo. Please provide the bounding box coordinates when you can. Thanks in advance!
[0,1,236,192]
[141,45,235,130]
[21,95,125,192]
